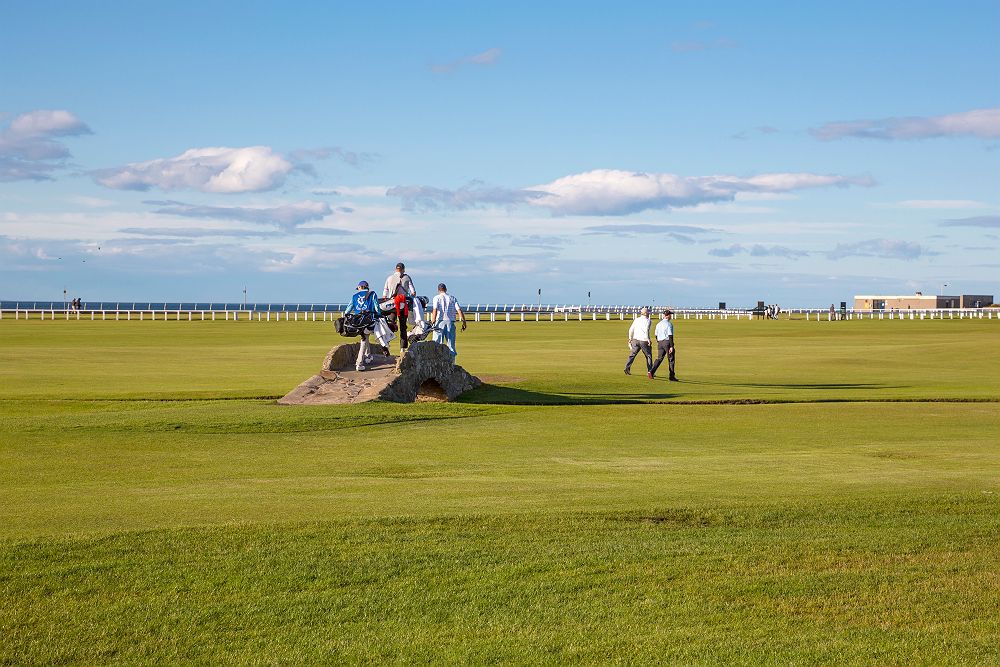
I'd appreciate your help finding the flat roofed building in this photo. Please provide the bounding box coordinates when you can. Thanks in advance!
[854,293,993,310]
[960,294,994,308]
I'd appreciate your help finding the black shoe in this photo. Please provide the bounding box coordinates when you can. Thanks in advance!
[669,376,679,382]
[624,368,631,375]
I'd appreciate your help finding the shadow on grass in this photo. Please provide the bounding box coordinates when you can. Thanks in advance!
[681,380,905,390]
[459,384,679,405]
[459,382,990,407]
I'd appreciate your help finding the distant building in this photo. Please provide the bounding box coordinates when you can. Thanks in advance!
[960,294,994,308]
[854,292,994,310]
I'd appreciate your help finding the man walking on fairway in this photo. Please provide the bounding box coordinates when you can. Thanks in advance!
[625,306,653,378]
[430,282,466,359]
[651,309,678,381]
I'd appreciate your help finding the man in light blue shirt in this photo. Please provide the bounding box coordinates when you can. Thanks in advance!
[651,309,678,381]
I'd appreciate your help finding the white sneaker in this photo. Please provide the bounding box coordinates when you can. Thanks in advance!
[355,365,366,371]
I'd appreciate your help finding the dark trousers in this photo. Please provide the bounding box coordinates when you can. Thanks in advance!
[651,337,675,377]
[626,340,653,373]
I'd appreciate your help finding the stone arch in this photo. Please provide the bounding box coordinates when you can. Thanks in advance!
[415,378,448,402]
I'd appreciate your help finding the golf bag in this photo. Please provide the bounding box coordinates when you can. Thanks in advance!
[336,311,377,338]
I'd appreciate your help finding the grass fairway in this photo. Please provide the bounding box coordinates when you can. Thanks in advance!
[1,319,999,663]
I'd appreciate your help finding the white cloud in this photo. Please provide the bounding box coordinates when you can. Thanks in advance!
[312,185,389,197]
[69,196,116,208]
[430,47,502,73]
[145,199,332,230]
[387,181,544,212]
[891,199,988,210]
[7,110,88,138]
[527,169,873,216]
[94,146,294,193]
[827,238,932,260]
[0,109,92,181]
[385,169,871,217]
[940,216,1000,228]
[708,243,809,258]
[811,107,1000,141]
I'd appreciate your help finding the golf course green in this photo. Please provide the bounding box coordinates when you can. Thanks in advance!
[1,318,998,663]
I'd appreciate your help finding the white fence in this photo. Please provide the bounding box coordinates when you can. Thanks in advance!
[1,307,996,323]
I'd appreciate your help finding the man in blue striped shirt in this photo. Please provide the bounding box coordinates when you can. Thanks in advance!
[430,283,466,360]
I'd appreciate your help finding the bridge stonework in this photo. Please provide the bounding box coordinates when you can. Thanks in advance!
[279,340,481,405]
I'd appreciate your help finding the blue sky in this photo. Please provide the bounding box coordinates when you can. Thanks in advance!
[2,0,998,306]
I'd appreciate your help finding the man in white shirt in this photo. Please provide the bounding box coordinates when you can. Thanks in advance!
[651,309,677,381]
[625,307,654,378]
[430,282,466,360]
